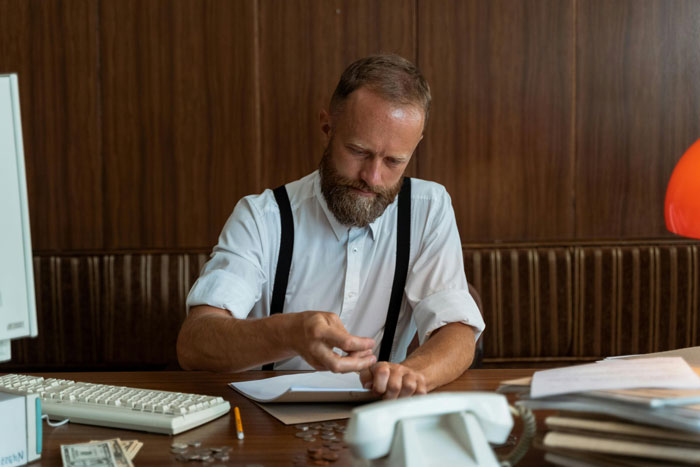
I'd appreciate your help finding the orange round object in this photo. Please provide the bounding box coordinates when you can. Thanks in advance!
[665,138,700,239]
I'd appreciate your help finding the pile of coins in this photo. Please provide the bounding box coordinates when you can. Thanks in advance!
[291,422,348,465]
[170,441,233,463]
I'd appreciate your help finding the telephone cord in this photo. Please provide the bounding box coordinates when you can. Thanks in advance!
[499,405,536,467]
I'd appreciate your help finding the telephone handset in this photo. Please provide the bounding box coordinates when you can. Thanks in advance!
[344,392,534,467]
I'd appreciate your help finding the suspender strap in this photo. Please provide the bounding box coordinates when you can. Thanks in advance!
[378,177,411,362]
[263,185,294,371]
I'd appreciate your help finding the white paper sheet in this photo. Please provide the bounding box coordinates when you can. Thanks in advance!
[531,357,700,399]
[229,371,377,403]
[605,346,700,367]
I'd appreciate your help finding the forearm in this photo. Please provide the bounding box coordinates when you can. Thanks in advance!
[176,306,298,372]
[402,322,476,392]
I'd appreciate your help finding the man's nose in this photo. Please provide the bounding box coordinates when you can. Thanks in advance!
[360,157,382,188]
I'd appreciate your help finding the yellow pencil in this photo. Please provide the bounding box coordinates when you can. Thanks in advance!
[234,406,244,440]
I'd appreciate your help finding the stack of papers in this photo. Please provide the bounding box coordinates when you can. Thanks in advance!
[498,357,700,466]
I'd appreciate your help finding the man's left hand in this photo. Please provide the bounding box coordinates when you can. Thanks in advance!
[359,362,427,399]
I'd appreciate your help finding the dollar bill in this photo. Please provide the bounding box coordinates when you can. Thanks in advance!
[121,440,143,460]
[61,441,117,467]
[87,439,134,467]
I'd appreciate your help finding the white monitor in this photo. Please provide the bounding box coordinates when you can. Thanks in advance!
[0,73,37,362]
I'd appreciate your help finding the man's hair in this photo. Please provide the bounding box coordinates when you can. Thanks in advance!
[329,54,431,123]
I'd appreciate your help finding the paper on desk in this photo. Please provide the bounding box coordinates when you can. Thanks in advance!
[229,371,378,403]
[605,346,700,367]
[531,357,700,398]
[253,401,356,425]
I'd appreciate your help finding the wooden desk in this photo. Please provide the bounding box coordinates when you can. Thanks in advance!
[17,369,547,466]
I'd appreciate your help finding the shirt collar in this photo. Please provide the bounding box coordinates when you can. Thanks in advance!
[313,171,385,241]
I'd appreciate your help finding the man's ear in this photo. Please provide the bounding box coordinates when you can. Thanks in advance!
[320,109,332,144]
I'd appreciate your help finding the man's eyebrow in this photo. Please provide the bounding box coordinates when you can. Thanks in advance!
[347,142,410,160]
[346,142,373,153]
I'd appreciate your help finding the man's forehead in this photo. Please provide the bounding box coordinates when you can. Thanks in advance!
[341,87,424,122]
[332,89,424,149]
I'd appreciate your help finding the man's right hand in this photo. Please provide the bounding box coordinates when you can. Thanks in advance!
[290,311,376,373]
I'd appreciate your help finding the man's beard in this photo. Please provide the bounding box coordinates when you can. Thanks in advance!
[319,144,403,228]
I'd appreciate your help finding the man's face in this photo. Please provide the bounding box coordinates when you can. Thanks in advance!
[319,88,425,227]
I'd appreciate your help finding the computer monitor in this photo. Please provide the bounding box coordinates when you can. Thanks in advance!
[0,73,38,362]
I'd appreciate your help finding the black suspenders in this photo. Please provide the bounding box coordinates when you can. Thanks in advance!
[262,177,411,370]
[269,186,294,322]
[378,177,411,362]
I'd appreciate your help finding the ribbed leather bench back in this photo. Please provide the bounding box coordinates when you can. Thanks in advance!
[465,241,699,364]
[5,252,208,370]
[2,241,698,370]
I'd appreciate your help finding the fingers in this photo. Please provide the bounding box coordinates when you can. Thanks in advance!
[303,312,375,352]
[359,368,373,390]
[322,326,375,353]
[298,312,376,372]
[332,352,376,373]
[366,362,426,400]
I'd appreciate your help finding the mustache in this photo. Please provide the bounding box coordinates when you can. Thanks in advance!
[335,177,393,197]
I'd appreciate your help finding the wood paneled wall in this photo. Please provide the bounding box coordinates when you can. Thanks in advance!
[1,0,699,252]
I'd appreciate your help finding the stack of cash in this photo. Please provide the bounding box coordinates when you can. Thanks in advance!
[61,438,142,467]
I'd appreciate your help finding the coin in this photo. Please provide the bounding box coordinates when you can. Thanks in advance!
[323,451,339,461]
[189,441,202,448]
[213,453,229,461]
[175,454,189,462]
[302,437,317,442]
[321,434,337,441]
[171,443,189,450]
[307,446,323,455]
[296,432,312,438]
[295,424,310,431]
[329,443,342,451]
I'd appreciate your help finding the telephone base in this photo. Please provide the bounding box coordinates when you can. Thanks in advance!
[354,411,500,467]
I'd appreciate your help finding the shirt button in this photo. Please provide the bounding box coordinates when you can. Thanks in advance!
[352,247,358,253]
[347,292,356,298]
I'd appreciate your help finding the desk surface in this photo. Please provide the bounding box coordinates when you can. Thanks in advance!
[17,369,547,466]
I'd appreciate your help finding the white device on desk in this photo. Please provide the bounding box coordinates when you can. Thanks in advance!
[344,392,535,467]
[0,73,38,363]
[0,374,231,435]
[0,391,41,466]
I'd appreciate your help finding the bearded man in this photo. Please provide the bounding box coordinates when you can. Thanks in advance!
[177,54,485,399]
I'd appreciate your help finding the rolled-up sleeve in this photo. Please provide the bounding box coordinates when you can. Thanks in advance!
[186,196,270,319]
[405,187,485,345]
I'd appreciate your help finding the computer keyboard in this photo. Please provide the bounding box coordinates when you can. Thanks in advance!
[0,374,231,435]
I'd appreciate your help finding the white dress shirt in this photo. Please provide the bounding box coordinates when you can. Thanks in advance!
[186,170,485,370]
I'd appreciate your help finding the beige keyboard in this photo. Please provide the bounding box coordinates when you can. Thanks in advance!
[0,373,230,435]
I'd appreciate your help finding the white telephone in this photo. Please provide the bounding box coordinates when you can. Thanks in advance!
[344,392,534,467]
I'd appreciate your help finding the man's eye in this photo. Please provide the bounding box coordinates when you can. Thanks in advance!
[350,147,365,155]
[386,159,401,166]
